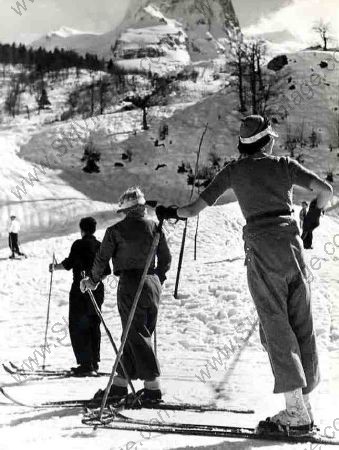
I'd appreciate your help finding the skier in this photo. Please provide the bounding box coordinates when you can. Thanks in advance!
[49,217,111,376]
[8,214,26,259]
[299,201,308,230]
[156,115,333,432]
[81,187,171,403]
[301,199,322,250]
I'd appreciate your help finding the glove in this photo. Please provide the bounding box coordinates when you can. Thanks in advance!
[155,205,185,221]
[49,262,60,272]
[80,277,99,293]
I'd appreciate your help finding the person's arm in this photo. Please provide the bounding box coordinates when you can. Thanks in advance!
[158,165,232,220]
[178,197,209,218]
[155,230,172,284]
[309,178,333,210]
[51,262,65,272]
[91,229,116,283]
[49,243,77,273]
[288,158,333,209]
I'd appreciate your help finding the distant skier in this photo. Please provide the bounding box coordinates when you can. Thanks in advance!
[81,187,171,403]
[49,217,111,376]
[8,214,26,259]
[301,199,322,249]
[156,115,333,432]
[299,201,308,230]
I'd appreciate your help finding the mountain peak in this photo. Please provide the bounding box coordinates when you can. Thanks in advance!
[46,26,87,39]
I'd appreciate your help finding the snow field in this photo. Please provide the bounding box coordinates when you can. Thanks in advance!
[0,202,339,449]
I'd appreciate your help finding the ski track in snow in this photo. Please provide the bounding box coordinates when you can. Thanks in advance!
[0,203,339,449]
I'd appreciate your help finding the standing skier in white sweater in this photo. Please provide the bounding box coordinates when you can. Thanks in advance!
[8,215,26,259]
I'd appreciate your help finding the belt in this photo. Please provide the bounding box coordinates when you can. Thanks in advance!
[246,209,292,225]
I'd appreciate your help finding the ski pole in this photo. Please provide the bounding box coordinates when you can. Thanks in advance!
[80,271,136,396]
[42,252,56,371]
[99,219,164,419]
[174,123,208,298]
[154,328,157,358]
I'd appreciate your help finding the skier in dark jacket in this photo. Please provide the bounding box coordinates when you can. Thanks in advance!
[50,217,111,376]
[156,115,333,432]
[301,199,322,249]
[81,187,171,403]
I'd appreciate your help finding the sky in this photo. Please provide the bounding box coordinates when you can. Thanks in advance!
[243,0,339,44]
[0,0,338,45]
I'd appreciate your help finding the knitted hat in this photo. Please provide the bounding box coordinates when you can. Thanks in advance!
[117,187,146,213]
[239,115,278,144]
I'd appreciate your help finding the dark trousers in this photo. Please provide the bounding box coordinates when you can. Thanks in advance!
[244,220,319,394]
[69,285,103,367]
[117,273,161,381]
[302,230,313,249]
[9,233,24,256]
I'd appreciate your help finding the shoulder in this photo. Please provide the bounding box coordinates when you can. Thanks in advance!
[70,239,82,251]
[72,239,82,247]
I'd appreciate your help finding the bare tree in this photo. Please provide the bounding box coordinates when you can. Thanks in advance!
[5,77,21,117]
[230,40,247,112]
[98,77,109,115]
[284,123,300,157]
[312,19,332,51]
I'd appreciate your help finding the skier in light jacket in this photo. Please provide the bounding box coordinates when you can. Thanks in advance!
[156,115,333,432]
[8,215,26,259]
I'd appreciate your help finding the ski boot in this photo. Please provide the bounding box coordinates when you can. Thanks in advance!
[138,379,162,406]
[257,389,312,435]
[93,385,128,403]
[70,364,97,377]
[93,375,128,403]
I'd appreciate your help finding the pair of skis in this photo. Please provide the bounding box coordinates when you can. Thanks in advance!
[2,362,109,379]
[0,386,252,414]
[1,386,338,446]
[82,409,339,445]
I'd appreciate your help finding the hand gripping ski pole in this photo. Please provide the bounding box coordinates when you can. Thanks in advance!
[42,252,56,370]
[81,271,135,396]
[98,219,164,419]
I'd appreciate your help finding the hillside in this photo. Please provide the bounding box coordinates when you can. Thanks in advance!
[0,68,115,247]
[1,49,339,245]
[266,50,339,205]
[0,62,230,243]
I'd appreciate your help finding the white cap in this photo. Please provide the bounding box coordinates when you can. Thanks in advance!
[117,187,146,213]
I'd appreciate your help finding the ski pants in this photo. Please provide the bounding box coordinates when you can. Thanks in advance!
[116,272,161,381]
[243,219,320,394]
[69,285,103,367]
[9,233,23,255]
[302,229,313,249]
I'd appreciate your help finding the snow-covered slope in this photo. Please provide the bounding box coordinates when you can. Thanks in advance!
[266,50,339,207]
[0,69,114,248]
[18,87,241,208]
[0,203,338,449]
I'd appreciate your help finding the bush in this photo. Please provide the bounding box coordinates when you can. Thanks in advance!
[60,109,74,121]
[81,139,101,173]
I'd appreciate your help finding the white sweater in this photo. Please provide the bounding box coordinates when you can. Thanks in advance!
[9,219,20,233]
